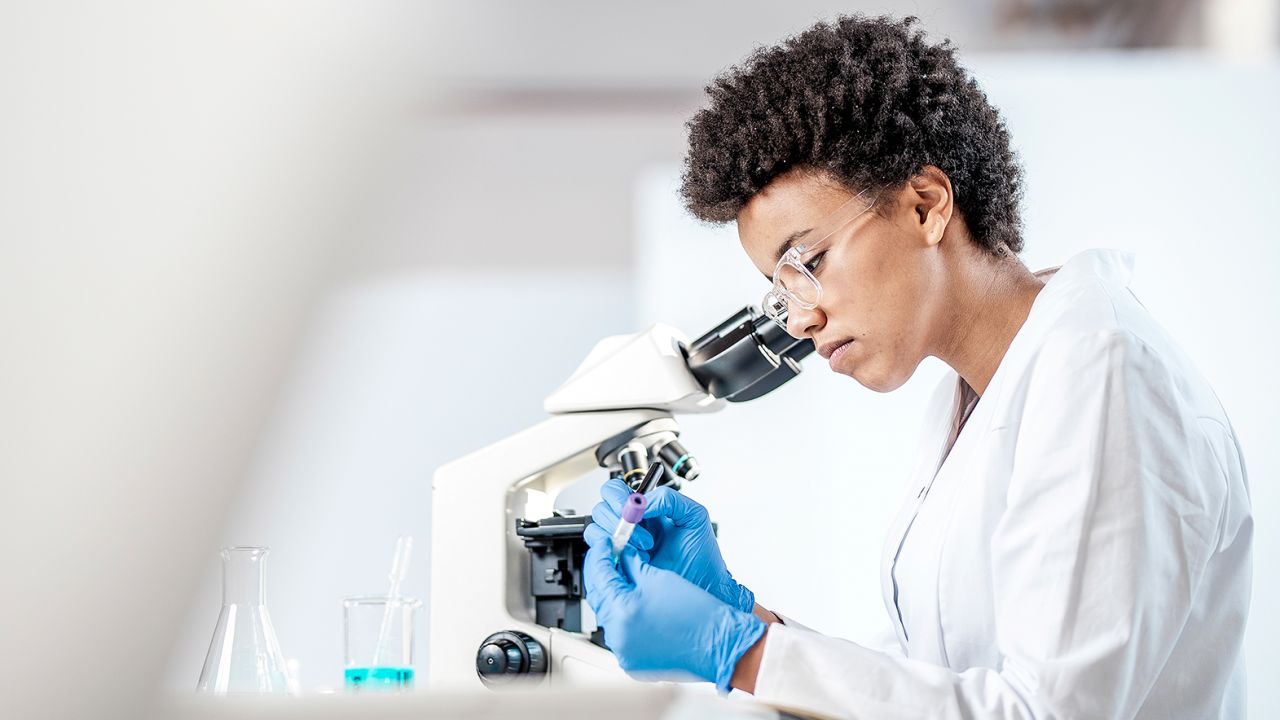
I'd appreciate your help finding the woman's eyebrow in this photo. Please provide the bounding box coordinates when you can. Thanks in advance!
[774,228,813,263]
[763,227,814,281]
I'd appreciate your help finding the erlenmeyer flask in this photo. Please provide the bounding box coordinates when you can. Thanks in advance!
[196,546,290,694]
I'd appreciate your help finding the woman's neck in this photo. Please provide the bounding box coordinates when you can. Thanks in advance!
[933,249,1044,397]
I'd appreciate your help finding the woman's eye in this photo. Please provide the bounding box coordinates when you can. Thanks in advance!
[803,252,826,274]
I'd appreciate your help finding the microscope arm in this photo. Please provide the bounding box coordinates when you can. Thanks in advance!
[430,306,814,690]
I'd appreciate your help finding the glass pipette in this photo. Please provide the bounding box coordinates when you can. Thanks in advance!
[371,535,413,667]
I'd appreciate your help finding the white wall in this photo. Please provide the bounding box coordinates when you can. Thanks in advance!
[633,55,1280,716]
[0,3,437,718]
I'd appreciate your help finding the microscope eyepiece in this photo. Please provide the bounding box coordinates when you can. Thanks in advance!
[686,305,815,403]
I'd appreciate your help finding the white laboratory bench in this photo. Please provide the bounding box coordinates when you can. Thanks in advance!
[154,684,822,720]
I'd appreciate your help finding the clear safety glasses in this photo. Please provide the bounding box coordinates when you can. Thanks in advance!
[761,190,877,328]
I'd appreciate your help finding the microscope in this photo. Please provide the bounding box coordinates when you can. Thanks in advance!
[428,306,813,689]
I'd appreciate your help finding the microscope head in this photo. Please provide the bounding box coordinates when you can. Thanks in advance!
[544,305,814,415]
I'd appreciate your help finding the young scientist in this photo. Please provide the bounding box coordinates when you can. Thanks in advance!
[583,15,1252,719]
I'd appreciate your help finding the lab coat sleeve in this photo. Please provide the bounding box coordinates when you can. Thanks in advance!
[773,612,906,658]
[752,328,1225,719]
[773,612,814,632]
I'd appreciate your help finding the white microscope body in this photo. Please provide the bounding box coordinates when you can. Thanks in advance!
[428,308,812,690]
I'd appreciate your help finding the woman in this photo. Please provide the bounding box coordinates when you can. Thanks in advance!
[582,15,1252,719]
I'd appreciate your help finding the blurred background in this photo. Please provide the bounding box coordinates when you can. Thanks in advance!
[2,1,1277,718]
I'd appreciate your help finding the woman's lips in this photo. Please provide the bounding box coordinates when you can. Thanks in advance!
[828,340,854,367]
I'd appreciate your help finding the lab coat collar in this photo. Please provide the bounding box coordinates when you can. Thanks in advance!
[1040,248,1135,289]
[978,249,1136,428]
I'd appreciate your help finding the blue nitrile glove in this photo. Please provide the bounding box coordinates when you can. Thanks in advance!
[582,522,765,693]
[590,477,755,613]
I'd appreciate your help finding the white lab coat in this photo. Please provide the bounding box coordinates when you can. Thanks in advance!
[753,250,1252,719]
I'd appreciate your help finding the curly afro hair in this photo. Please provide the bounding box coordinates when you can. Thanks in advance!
[681,15,1024,254]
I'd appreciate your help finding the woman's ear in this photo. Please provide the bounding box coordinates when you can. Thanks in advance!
[905,165,954,247]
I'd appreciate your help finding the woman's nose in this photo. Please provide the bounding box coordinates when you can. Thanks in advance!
[785,303,823,340]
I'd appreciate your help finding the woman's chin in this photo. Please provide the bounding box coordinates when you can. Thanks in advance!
[844,360,912,394]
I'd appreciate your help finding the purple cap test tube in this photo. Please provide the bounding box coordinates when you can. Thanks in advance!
[610,492,647,564]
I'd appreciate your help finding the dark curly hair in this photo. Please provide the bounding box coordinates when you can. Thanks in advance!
[680,15,1024,254]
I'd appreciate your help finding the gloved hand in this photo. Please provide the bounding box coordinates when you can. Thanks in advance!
[591,477,755,613]
[582,522,765,693]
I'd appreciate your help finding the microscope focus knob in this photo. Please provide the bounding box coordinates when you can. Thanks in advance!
[475,631,546,685]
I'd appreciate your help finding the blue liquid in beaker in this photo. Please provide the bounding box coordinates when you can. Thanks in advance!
[344,666,415,691]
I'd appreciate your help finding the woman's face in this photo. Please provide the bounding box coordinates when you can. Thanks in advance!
[737,169,950,392]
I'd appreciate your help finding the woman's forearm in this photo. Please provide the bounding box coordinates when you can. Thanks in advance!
[752,602,781,625]
[734,604,782,693]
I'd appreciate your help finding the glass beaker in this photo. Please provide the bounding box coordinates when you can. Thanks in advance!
[342,596,421,692]
[196,546,290,694]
